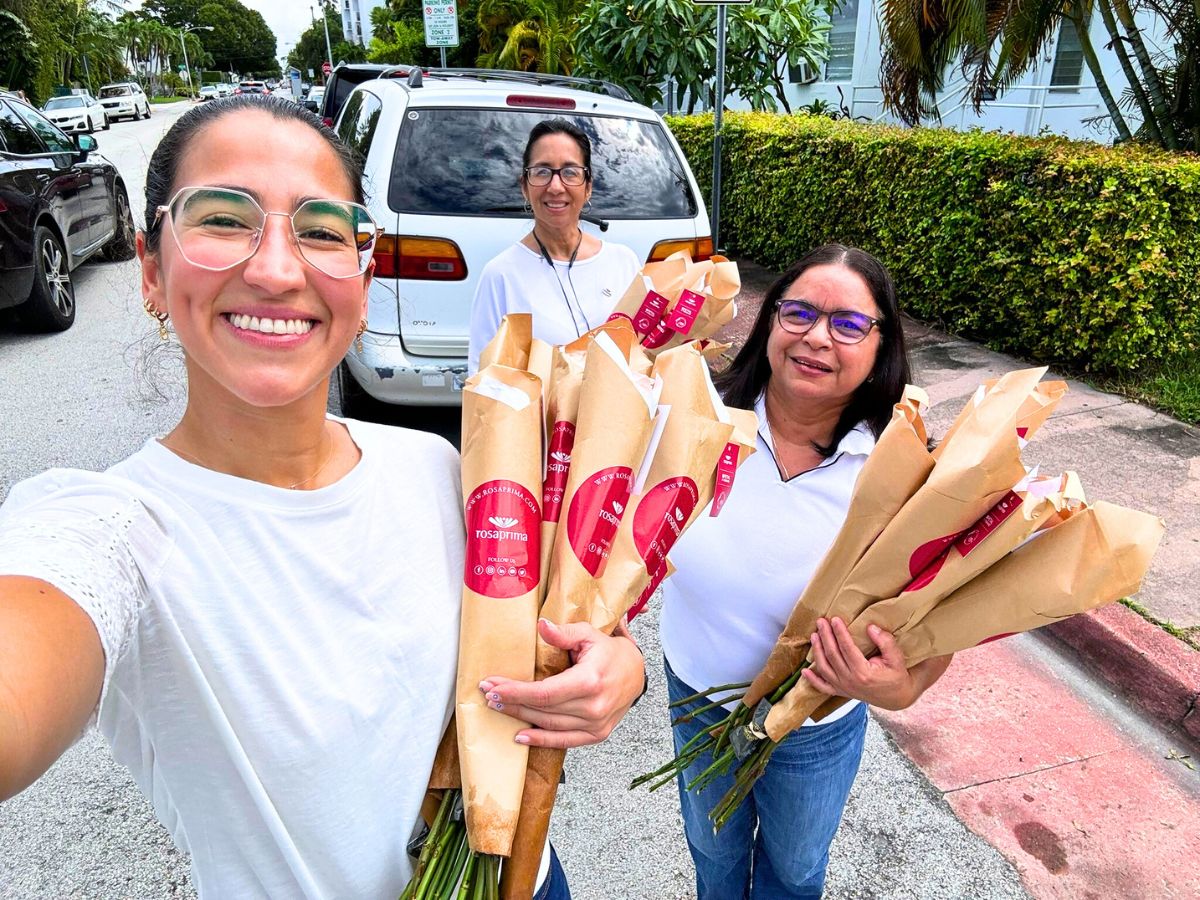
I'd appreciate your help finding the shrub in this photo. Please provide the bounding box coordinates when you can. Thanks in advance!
[667,112,1200,372]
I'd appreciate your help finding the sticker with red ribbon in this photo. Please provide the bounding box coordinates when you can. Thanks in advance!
[542,421,576,524]
[566,465,634,576]
[463,479,541,599]
[709,442,739,517]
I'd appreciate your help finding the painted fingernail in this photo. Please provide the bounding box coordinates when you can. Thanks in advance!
[488,700,503,711]
[488,692,501,702]
[514,734,530,744]
[479,680,493,693]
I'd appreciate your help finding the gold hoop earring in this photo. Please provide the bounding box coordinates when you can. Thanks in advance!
[143,297,169,341]
[355,318,366,353]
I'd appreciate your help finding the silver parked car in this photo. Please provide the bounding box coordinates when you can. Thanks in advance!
[42,94,108,133]
[98,82,151,121]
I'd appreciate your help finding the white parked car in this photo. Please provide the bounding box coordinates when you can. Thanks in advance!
[198,85,220,101]
[98,82,151,121]
[332,70,711,413]
[216,83,234,97]
[41,94,107,132]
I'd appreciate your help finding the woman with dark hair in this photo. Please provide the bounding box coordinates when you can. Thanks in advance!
[659,244,953,899]
[0,96,645,899]
[467,118,640,371]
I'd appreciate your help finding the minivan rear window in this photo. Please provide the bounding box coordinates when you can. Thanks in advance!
[388,108,697,219]
[100,86,131,97]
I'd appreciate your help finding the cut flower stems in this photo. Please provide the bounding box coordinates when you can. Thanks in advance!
[400,789,499,900]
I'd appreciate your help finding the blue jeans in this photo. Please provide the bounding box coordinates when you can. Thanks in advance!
[666,659,868,900]
[532,843,571,900]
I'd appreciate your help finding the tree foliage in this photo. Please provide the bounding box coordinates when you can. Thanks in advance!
[476,0,581,74]
[575,0,831,113]
[0,9,38,97]
[144,0,277,75]
[878,0,1197,150]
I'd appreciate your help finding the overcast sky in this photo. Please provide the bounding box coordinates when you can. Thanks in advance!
[241,0,328,64]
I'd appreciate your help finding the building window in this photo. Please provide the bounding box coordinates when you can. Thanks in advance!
[1050,20,1086,91]
[824,0,859,82]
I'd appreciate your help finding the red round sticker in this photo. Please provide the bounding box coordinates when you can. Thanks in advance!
[464,479,540,598]
[632,476,699,575]
[566,465,633,576]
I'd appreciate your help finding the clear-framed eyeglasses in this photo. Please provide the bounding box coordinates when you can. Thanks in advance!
[775,299,883,344]
[523,165,589,187]
[153,186,382,279]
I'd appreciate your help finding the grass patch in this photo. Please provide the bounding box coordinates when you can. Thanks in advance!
[1089,350,1200,426]
[1119,598,1200,650]
[150,96,188,104]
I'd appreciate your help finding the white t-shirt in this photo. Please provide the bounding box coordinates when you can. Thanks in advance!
[0,419,463,899]
[660,396,874,725]
[468,240,641,372]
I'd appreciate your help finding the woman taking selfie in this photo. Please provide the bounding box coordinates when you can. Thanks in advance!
[659,245,954,899]
[0,96,644,899]
[467,118,640,372]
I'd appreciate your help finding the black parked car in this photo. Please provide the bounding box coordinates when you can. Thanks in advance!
[0,96,136,331]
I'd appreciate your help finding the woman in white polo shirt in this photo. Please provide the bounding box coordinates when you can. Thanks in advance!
[467,119,640,373]
[660,244,954,899]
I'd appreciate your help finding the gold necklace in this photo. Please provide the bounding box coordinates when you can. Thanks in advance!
[162,428,335,490]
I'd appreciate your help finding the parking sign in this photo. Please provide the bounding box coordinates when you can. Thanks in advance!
[423,3,460,48]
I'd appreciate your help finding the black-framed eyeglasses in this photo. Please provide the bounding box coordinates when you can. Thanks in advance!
[153,186,382,279]
[523,165,589,187]
[775,299,882,344]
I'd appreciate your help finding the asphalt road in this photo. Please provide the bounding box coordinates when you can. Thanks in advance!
[0,100,1028,899]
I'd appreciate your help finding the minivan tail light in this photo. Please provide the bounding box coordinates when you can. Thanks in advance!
[647,237,715,263]
[506,94,576,110]
[373,236,468,280]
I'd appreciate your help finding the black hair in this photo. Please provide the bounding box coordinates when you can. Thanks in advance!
[715,243,912,458]
[520,118,592,182]
[142,95,365,251]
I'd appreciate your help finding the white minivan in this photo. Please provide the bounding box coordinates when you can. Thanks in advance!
[331,70,711,413]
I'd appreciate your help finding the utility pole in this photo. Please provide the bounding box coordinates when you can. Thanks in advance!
[178,26,213,101]
[312,4,335,83]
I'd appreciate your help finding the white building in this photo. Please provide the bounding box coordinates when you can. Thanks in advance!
[339,0,388,48]
[724,2,1169,142]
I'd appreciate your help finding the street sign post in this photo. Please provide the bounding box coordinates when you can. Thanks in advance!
[423,2,460,67]
[691,0,749,252]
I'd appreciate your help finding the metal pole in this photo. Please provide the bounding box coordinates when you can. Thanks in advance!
[710,4,727,252]
[179,30,194,99]
[440,46,447,68]
[322,9,335,81]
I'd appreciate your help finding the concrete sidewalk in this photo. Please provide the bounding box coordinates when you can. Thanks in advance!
[716,257,1200,896]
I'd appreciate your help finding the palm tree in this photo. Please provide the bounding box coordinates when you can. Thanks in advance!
[880,0,1199,148]
[476,0,581,74]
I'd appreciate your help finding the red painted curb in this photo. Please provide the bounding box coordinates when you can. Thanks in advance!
[1046,604,1200,742]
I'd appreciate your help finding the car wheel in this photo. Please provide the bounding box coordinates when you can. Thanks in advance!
[103,114,110,130]
[144,103,151,119]
[100,186,137,262]
[21,225,76,332]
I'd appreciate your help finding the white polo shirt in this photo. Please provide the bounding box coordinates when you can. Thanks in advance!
[660,396,874,725]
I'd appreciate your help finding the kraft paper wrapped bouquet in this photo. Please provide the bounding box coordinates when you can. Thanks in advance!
[607,251,740,354]
[634,369,1165,832]
[404,316,757,899]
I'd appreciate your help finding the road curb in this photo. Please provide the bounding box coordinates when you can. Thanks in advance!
[1046,603,1200,743]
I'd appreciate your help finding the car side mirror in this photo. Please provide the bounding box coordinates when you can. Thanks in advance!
[74,134,98,157]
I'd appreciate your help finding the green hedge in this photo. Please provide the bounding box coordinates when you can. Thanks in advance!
[666,112,1200,372]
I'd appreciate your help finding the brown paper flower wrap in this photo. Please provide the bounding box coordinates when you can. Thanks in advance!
[407,321,756,899]
[634,369,1164,834]
[608,252,740,353]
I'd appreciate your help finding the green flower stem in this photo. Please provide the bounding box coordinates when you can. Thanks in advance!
[667,680,752,709]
